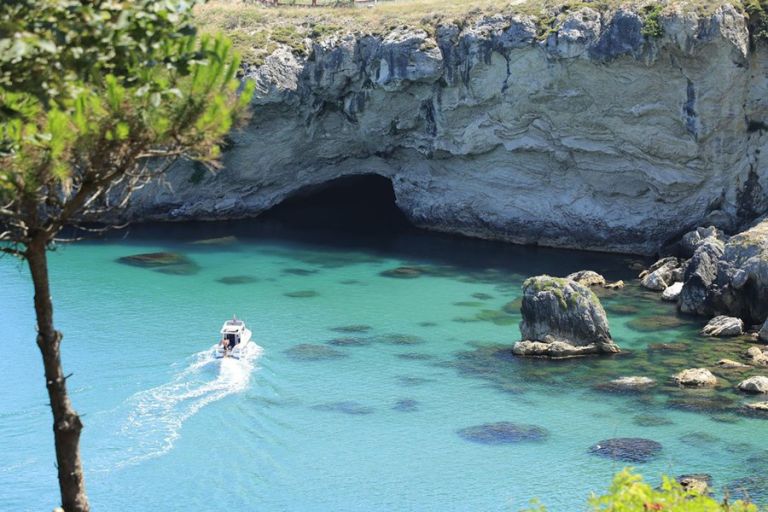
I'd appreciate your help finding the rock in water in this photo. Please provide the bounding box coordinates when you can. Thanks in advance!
[661,282,683,302]
[759,320,768,343]
[513,275,620,358]
[606,376,656,391]
[746,346,768,366]
[737,376,768,394]
[679,237,725,315]
[589,438,662,463]
[701,316,744,337]
[640,257,680,291]
[457,422,549,444]
[566,270,606,287]
[676,474,712,495]
[681,226,727,258]
[673,368,718,387]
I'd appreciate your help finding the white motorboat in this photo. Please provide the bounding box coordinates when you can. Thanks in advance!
[214,315,252,359]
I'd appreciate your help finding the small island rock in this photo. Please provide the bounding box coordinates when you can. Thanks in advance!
[673,368,717,387]
[513,275,620,358]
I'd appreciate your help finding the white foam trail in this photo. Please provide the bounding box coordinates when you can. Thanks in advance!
[102,343,262,470]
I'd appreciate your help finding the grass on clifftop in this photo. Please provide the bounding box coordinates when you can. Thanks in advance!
[195,0,746,67]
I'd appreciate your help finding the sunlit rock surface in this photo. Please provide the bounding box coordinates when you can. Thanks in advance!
[125,5,768,256]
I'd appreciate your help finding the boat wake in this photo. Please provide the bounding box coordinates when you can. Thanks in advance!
[95,343,262,471]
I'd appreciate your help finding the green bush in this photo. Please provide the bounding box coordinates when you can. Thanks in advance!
[745,0,768,42]
[523,468,761,512]
[641,4,664,38]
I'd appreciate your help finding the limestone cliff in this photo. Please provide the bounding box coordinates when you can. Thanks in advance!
[128,3,768,255]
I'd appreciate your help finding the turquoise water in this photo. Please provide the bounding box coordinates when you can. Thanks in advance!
[1,211,767,511]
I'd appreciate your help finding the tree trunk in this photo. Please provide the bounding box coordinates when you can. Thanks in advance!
[26,239,90,512]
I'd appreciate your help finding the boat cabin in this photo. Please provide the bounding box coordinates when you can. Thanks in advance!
[220,317,246,349]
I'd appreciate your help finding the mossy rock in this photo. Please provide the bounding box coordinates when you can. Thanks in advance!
[217,275,259,285]
[284,290,319,298]
[380,266,423,279]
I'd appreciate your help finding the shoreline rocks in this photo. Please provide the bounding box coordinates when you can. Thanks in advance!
[701,316,744,337]
[661,282,683,302]
[673,368,717,388]
[513,275,620,358]
[737,376,768,394]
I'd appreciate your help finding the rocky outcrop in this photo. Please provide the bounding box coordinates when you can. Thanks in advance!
[122,5,768,256]
[673,368,717,387]
[680,227,727,258]
[513,275,619,358]
[760,320,768,342]
[701,316,744,337]
[679,218,768,324]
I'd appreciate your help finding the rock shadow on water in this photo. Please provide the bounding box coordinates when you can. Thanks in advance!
[396,376,434,387]
[327,337,371,347]
[117,252,200,275]
[395,353,436,361]
[285,344,347,361]
[632,414,674,427]
[589,438,662,463]
[376,334,425,346]
[312,401,374,415]
[217,275,259,285]
[330,325,372,333]
[282,268,318,276]
[457,422,549,445]
[626,315,691,332]
[284,290,319,298]
[392,399,419,412]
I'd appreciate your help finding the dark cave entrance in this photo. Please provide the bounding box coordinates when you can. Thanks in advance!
[259,174,412,234]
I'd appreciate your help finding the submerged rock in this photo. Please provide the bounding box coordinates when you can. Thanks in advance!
[661,282,684,302]
[673,368,717,387]
[633,414,673,427]
[457,422,549,445]
[701,316,744,337]
[284,290,319,298]
[190,236,238,246]
[566,270,606,287]
[737,376,768,394]
[513,275,619,358]
[605,280,625,290]
[726,476,768,503]
[626,315,688,332]
[327,337,371,347]
[744,401,768,413]
[282,268,318,276]
[312,401,374,415]
[588,437,662,463]
[285,344,347,361]
[380,266,422,279]
[472,292,494,300]
[392,399,419,412]
[117,252,200,275]
[330,325,372,333]
[216,275,259,285]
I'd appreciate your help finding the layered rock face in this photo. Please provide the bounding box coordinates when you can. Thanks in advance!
[513,275,619,357]
[128,4,768,255]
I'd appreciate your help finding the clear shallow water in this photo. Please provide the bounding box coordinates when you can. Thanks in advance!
[1,191,767,511]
